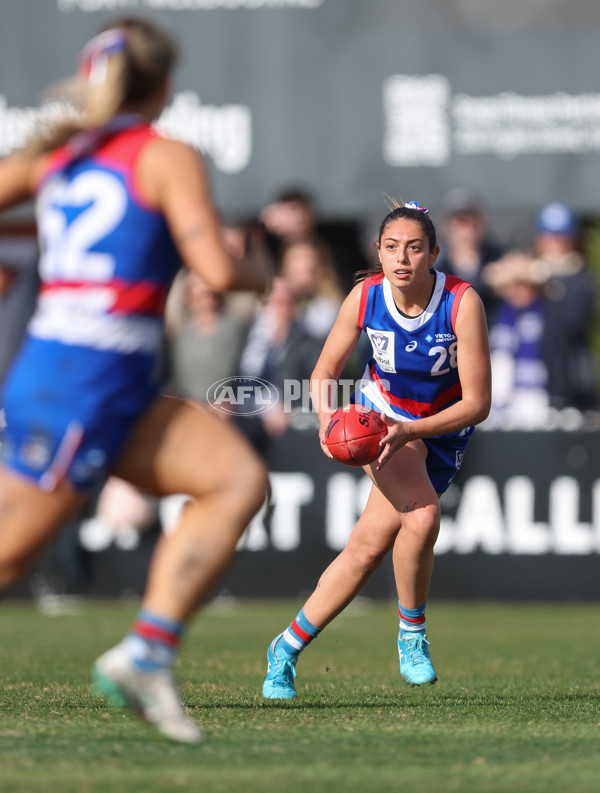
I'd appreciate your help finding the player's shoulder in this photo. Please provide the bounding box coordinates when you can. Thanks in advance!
[441,272,470,293]
[143,131,199,162]
[137,132,205,201]
[361,272,385,288]
[353,271,385,301]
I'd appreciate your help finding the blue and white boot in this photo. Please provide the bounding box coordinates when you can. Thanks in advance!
[262,635,298,699]
[398,632,437,686]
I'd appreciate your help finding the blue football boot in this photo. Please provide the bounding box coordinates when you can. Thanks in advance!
[398,632,437,686]
[262,635,298,699]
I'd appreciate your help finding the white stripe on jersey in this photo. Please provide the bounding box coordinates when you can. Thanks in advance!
[382,271,446,331]
[29,291,162,354]
[357,366,412,422]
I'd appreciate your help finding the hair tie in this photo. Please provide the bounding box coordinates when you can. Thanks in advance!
[79,28,128,85]
[404,200,429,214]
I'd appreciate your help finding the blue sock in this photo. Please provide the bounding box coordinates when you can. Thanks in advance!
[274,609,322,659]
[124,609,184,672]
[398,601,427,636]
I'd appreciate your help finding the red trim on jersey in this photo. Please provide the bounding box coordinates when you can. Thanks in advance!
[358,273,384,328]
[444,275,471,333]
[39,278,168,316]
[36,148,73,190]
[370,363,463,417]
[291,620,313,644]
[94,126,161,210]
[35,124,161,210]
[110,279,169,315]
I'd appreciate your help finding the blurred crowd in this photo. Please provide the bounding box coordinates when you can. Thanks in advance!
[2,185,600,578]
[2,185,600,445]
[436,188,598,430]
[3,186,600,442]
[163,187,370,454]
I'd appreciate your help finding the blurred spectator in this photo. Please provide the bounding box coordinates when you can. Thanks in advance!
[279,235,344,340]
[484,202,597,420]
[0,232,39,387]
[435,187,504,315]
[164,269,251,402]
[260,188,317,252]
[486,253,549,428]
[235,276,321,453]
[260,186,369,291]
[219,215,273,324]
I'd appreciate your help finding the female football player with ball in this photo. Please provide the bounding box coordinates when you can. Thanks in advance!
[262,200,491,697]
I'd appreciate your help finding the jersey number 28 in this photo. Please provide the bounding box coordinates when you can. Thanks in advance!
[429,342,458,376]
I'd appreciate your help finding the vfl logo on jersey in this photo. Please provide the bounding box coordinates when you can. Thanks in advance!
[367,328,396,373]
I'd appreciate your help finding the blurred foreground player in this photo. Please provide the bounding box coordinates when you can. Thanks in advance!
[0,17,270,742]
[262,201,491,697]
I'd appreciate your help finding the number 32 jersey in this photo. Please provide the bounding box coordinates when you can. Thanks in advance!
[4,121,181,420]
[355,271,473,439]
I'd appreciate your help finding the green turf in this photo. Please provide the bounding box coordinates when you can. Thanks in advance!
[1,599,599,793]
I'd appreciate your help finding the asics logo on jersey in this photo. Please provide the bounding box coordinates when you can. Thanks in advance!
[405,341,417,352]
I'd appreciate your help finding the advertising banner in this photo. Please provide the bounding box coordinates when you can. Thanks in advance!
[0,1,599,220]
[15,427,600,603]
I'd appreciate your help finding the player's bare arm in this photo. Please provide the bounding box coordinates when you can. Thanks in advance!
[0,153,46,211]
[379,285,491,465]
[138,138,270,294]
[310,283,362,453]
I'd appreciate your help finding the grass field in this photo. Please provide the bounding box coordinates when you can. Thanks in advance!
[1,598,600,793]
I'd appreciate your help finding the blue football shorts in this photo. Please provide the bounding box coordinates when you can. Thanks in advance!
[0,400,144,493]
[351,393,472,494]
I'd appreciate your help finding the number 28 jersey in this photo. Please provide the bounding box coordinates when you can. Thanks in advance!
[5,121,181,418]
[355,271,473,437]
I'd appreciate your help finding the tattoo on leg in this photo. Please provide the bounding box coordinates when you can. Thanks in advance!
[176,551,207,580]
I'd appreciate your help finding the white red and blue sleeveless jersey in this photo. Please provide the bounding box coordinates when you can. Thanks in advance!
[3,121,181,419]
[0,120,182,490]
[355,270,472,437]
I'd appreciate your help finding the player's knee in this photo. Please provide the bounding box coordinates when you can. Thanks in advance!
[346,541,388,576]
[239,454,269,519]
[219,447,268,521]
[404,504,440,548]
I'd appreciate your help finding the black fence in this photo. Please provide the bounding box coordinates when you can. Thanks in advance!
[9,426,600,603]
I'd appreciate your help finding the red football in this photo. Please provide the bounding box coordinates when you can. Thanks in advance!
[325,405,387,466]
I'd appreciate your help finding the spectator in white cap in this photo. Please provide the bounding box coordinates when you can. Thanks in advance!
[484,201,597,416]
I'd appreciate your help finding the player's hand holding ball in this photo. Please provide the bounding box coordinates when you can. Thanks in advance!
[324,405,387,466]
